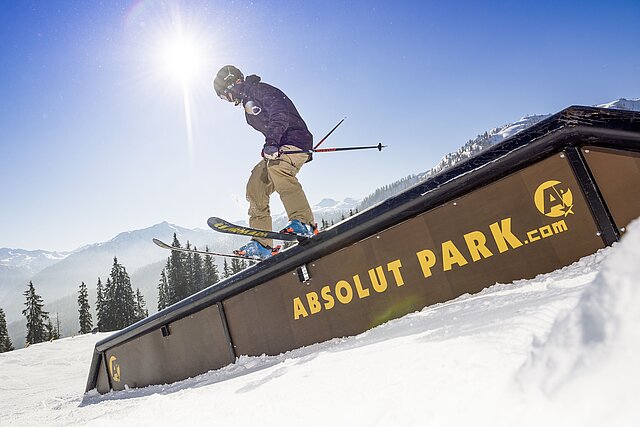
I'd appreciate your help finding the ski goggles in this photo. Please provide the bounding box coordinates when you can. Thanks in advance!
[219,82,241,105]
[219,82,234,100]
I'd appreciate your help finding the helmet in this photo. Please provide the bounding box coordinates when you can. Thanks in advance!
[214,65,244,98]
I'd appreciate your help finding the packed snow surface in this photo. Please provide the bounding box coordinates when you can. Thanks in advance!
[2,220,640,426]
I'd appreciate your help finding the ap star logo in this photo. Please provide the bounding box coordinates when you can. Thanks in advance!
[534,180,575,218]
[108,355,121,383]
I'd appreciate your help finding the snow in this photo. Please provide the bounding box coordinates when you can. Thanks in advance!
[0,248,68,269]
[596,98,640,111]
[2,224,639,427]
[494,114,549,140]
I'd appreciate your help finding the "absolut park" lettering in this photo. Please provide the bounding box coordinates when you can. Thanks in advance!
[292,217,569,320]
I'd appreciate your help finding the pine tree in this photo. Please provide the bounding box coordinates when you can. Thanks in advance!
[190,247,205,293]
[55,313,62,339]
[45,313,61,341]
[45,318,55,341]
[101,257,137,331]
[230,258,247,275]
[134,288,148,321]
[202,248,220,288]
[96,278,105,332]
[183,241,194,297]
[0,308,14,353]
[102,277,114,331]
[157,269,169,311]
[222,258,232,278]
[78,281,93,334]
[22,281,49,345]
[230,258,242,275]
[167,233,189,304]
[163,258,175,305]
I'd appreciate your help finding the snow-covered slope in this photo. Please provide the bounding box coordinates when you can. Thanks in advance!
[360,98,640,210]
[597,98,640,111]
[0,248,68,270]
[2,218,639,426]
[420,114,549,182]
[421,98,640,182]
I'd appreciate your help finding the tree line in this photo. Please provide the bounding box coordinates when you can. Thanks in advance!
[156,233,251,310]
[0,280,66,352]
[0,256,148,352]
[95,257,148,332]
[0,233,254,353]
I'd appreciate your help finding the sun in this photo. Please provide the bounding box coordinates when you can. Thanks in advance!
[135,4,217,157]
[150,27,208,156]
[159,33,203,84]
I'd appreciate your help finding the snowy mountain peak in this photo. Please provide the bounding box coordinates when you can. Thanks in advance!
[360,98,640,212]
[316,198,341,208]
[0,248,69,270]
[77,222,203,251]
[314,198,360,210]
[596,97,640,110]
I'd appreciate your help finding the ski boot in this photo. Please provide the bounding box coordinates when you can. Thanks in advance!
[280,219,318,238]
[234,240,280,260]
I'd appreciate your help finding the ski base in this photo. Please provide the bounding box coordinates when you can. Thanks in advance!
[207,217,309,242]
[152,238,260,261]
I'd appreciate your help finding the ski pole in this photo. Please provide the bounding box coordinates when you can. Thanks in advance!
[280,142,386,155]
[314,117,346,150]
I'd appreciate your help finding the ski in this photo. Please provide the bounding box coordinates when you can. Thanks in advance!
[152,238,260,261]
[207,216,309,242]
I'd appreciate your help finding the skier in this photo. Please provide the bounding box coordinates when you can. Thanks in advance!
[213,65,317,259]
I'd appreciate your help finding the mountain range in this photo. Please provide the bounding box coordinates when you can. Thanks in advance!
[2,98,638,347]
[0,197,361,346]
[360,98,640,210]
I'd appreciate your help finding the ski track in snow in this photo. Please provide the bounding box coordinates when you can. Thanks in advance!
[1,221,639,426]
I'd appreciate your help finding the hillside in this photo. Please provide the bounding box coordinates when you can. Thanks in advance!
[359,98,640,210]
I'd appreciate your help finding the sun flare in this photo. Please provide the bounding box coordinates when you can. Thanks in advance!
[160,34,203,84]
[136,4,217,159]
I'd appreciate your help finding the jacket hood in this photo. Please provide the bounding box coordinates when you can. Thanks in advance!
[245,74,261,84]
[237,74,261,102]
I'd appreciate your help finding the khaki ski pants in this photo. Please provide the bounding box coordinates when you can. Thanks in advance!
[246,145,314,248]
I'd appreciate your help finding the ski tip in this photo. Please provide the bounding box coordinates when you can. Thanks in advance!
[207,216,225,227]
[152,238,169,249]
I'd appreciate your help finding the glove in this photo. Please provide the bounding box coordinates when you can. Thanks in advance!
[262,145,280,160]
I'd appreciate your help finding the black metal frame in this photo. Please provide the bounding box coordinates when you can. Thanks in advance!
[216,302,236,362]
[564,146,620,245]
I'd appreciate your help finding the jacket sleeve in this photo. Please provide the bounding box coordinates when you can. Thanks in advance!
[256,85,289,147]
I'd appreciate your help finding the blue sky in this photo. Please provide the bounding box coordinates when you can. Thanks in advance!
[1,0,638,251]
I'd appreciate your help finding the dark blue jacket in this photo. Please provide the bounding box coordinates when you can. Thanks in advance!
[236,75,313,151]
